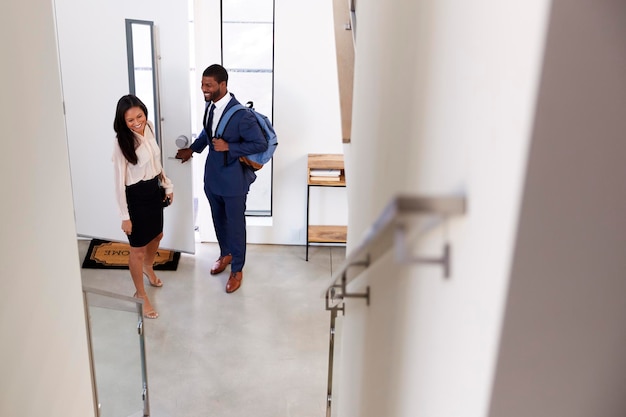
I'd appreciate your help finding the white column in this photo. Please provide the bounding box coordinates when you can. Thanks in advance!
[0,1,95,416]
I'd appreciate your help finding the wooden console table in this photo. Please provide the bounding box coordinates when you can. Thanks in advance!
[306,154,347,261]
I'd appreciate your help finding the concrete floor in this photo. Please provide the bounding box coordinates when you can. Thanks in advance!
[78,239,346,417]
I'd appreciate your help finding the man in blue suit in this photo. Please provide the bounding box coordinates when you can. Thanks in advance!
[176,64,267,293]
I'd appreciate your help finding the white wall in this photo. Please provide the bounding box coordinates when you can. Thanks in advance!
[337,0,551,416]
[194,0,348,246]
[0,1,95,416]
[488,1,626,416]
[271,0,347,242]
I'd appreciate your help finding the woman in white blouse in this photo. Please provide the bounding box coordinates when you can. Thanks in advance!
[113,95,174,319]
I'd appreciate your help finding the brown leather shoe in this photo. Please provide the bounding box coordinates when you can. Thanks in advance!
[225,271,243,293]
[210,254,232,275]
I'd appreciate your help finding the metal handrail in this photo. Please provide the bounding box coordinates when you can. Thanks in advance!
[83,285,143,311]
[322,194,466,417]
[324,194,466,297]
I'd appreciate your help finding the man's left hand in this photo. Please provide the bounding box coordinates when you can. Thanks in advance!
[212,138,229,152]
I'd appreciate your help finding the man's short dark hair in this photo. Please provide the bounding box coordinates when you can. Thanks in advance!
[203,64,228,84]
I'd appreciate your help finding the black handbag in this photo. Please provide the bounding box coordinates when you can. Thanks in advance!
[159,184,170,207]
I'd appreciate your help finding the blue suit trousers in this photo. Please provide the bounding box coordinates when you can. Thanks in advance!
[205,190,247,272]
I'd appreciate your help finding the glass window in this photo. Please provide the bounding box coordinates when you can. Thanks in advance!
[222,0,275,216]
[222,23,273,70]
[222,0,274,22]
[125,19,159,143]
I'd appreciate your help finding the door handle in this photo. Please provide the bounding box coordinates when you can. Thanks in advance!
[175,135,189,148]
[168,135,191,160]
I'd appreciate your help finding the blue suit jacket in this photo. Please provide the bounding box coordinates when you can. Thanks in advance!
[190,94,268,197]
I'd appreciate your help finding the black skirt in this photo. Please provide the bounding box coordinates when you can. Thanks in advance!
[125,176,163,247]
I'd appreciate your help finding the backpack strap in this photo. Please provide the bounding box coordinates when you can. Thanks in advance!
[215,103,246,138]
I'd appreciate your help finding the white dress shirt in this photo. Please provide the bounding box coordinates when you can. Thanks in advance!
[206,93,233,137]
[112,120,173,220]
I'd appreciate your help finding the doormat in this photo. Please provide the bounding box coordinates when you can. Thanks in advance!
[82,239,181,270]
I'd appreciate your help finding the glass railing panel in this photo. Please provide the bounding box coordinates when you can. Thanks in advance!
[83,287,148,417]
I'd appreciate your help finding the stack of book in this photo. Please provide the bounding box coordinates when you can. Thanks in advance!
[309,169,342,182]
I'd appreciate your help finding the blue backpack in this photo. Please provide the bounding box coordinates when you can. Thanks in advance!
[215,101,278,171]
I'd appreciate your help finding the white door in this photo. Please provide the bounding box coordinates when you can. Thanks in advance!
[54,0,195,253]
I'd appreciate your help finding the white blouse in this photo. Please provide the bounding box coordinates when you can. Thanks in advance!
[112,120,173,220]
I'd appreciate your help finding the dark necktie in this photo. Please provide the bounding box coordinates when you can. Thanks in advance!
[205,103,216,137]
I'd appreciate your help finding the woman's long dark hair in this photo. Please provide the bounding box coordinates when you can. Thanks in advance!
[113,94,148,165]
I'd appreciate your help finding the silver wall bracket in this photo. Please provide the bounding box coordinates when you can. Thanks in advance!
[341,269,370,306]
[394,224,452,278]
[325,284,345,313]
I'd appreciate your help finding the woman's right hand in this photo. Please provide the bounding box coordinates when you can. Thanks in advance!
[122,219,132,235]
